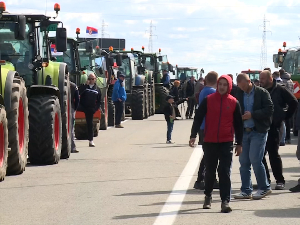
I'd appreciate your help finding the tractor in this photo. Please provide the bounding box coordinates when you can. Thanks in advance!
[273,42,300,136]
[0,2,71,165]
[0,82,8,181]
[241,69,262,81]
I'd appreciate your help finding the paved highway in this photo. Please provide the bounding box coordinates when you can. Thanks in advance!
[0,113,299,225]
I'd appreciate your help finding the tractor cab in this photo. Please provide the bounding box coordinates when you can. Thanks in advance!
[176,67,198,82]
[241,70,262,82]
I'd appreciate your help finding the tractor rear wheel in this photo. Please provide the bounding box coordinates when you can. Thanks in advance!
[131,87,144,120]
[60,77,71,159]
[28,95,62,165]
[155,84,169,114]
[0,107,8,182]
[6,78,29,175]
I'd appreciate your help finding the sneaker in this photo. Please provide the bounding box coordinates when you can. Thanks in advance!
[252,189,272,200]
[71,149,79,153]
[213,179,219,189]
[221,201,232,213]
[193,180,205,190]
[203,196,212,209]
[115,124,124,128]
[289,184,300,192]
[275,183,285,190]
[166,140,174,144]
[89,141,95,147]
[234,192,252,199]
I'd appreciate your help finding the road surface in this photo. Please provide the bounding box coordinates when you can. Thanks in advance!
[0,114,299,225]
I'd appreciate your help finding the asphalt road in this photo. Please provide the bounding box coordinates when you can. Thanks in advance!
[0,113,300,225]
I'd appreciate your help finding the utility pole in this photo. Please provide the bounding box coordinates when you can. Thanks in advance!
[146,21,157,53]
[99,20,108,49]
[260,15,271,70]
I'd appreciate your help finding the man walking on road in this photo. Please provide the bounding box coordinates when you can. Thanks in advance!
[185,76,196,119]
[259,70,298,190]
[79,73,102,147]
[112,73,127,128]
[193,71,218,190]
[189,75,243,213]
[70,81,79,153]
[235,73,273,200]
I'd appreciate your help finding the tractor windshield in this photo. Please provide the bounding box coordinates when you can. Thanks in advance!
[52,41,76,72]
[0,21,33,83]
[282,50,299,76]
[112,57,132,91]
[177,69,198,81]
[144,56,155,71]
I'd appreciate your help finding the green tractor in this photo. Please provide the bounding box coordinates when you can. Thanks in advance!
[0,3,71,164]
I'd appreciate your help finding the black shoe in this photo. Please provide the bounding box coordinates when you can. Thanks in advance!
[289,184,300,192]
[213,179,219,189]
[193,180,205,190]
[221,201,232,213]
[252,184,258,190]
[71,149,79,153]
[203,196,212,209]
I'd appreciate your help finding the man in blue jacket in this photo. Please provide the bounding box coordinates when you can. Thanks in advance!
[112,73,127,128]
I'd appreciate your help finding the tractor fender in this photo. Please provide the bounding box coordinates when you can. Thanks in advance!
[4,71,17,111]
[27,85,60,99]
[135,75,145,86]
[58,63,68,107]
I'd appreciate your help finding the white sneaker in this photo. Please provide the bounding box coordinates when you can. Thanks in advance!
[252,189,272,200]
[89,141,95,147]
[234,192,252,199]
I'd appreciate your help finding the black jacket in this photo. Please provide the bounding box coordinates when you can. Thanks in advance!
[78,84,101,113]
[164,103,174,122]
[70,81,79,110]
[266,80,297,127]
[170,86,179,102]
[185,80,195,98]
[236,84,274,133]
[230,83,238,98]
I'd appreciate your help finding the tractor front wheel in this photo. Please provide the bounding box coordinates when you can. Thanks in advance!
[0,107,8,182]
[131,87,144,120]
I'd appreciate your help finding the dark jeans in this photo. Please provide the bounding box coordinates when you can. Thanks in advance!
[167,121,174,141]
[186,98,195,117]
[84,110,94,141]
[114,101,124,126]
[203,142,233,202]
[196,129,205,181]
[285,118,291,141]
[263,125,285,184]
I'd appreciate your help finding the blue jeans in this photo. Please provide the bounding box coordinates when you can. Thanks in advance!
[167,121,174,141]
[239,131,270,194]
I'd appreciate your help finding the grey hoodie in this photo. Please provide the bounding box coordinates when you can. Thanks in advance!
[281,72,294,93]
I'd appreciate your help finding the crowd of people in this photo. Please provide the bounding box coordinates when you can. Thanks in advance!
[163,68,300,213]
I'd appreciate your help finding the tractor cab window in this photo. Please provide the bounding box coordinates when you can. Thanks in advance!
[282,51,296,75]
[248,73,260,81]
[144,56,154,71]
[0,22,33,85]
[51,41,75,72]
[113,57,132,91]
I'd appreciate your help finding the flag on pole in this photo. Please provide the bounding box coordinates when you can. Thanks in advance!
[50,44,63,56]
[86,26,98,36]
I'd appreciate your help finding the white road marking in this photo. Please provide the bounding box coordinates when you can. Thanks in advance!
[153,145,203,225]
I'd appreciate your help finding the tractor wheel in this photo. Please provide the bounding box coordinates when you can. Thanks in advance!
[28,95,62,165]
[150,84,155,115]
[94,122,100,137]
[144,84,149,119]
[155,84,169,114]
[148,85,152,116]
[131,88,144,120]
[0,107,8,182]
[6,78,29,175]
[100,95,108,130]
[108,99,115,126]
[60,77,71,159]
[75,124,87,140]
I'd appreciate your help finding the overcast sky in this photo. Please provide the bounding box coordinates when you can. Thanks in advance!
[7,0,300,78]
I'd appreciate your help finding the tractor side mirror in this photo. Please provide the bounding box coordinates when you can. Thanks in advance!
[116,54,122,66]
[85,42,93,53]
[168,64,173,72]
[108,57,114,66]
[150,57,154,65]
[55,28,67,52]
[158,56,163,62]
[15,15,26,40]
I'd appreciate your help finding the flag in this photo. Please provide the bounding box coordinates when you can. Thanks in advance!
[50,44,63,56]
[86,26,98,36]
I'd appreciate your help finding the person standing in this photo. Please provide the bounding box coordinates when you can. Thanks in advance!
[185,76,196,119]
[280,69,294,144]
[228,74,237,98]
[112,73,127,128]
[194,77,205,104]
[189,75,243,213]
[164,95,176,144]
[259,70,297,190]
[193,71,218,190]
[79,73,102,147]
[70,81,79,153]
[235,73,273,200]
[161,70,170,89]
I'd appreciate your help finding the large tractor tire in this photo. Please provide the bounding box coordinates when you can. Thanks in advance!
[60,77,72,159]
[131,87,144,120]
[6,78,29,175]
[75,123,99,140]
[148,85,152,116]
[108,99,115,126]
[28,95,62,165]
[0,107,8,182]
[155,84,169,114]
[150,84,155,115]
[144,84,149,119]
[100,95,108,130]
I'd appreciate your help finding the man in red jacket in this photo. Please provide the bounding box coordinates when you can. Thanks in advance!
[189,75,243,213]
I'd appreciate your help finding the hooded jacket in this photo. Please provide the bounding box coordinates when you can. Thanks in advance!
[281,72,294,93]
[112,78,127,102]
[190,75,243,144]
